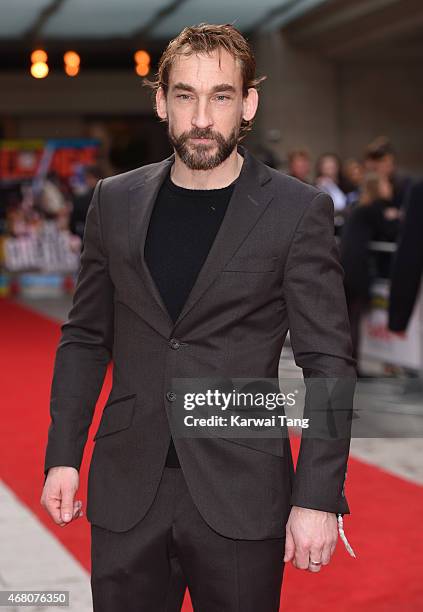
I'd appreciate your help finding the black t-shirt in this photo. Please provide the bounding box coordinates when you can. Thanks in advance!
[144,169,237,466]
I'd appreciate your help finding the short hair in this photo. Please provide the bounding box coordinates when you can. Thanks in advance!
[365,136,395,161]
[287,148,311,163]
[144,23,266,139]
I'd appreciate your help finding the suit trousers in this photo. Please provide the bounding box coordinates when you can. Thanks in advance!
[90,467,286,611]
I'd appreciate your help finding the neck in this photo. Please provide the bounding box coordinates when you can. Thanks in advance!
[170,147,244,189]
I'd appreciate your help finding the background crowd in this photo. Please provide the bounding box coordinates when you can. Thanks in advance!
[282,136,419,368]
[0,134,421,371]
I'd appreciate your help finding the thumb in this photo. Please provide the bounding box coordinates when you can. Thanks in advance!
[60,487,75,523]
[284,528,295,562]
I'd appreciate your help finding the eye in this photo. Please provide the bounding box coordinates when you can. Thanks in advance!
[176,94,192,101]
[214,95,231,102]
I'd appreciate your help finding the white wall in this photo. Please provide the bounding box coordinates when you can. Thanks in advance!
[253,31,339,169]
[254,32,423,175]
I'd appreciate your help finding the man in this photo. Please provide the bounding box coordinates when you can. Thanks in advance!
[41,23,356,611]
[364,136,412,209]
[389,179,423,335]
[70,165,103,239]
[287,148,311,183]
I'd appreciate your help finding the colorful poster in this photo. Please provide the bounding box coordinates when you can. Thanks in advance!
[0,139,99,182]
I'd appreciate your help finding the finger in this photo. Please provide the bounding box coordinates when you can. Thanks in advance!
[321,543,332,565]
[308,545,323,573]
[46,498,64,525]
[308,561,322,573]
[59,512,83,527]
[294,545,310,570]
[284,529,295,562]
[60,488,76,523]
[58,502,82,527]
[73,501,82,519]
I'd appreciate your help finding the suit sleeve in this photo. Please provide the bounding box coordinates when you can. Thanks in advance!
[44,179,114,477]
[282,191,357,514]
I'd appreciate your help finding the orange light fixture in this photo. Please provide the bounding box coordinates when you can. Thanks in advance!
[30,50,49,78]
[31,49,48,63]
[64,51,80,77]
[31,61,49,79]
[65,64,79,77]
[135,63,150,77]
[134,50,149,64]
[64,51,80,67]
[134,49,150,77]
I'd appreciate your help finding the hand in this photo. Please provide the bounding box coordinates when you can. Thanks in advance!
[40,466,83,527]
[383,207,401,220]
[390,329,406,339]
[284,506,338,572]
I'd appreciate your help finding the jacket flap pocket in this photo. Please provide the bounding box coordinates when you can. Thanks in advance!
[218,435,285,457]
[223,256,277,273]
[93,394,136,440]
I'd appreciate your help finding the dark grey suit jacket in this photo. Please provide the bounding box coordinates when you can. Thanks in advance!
[44,145,356,538]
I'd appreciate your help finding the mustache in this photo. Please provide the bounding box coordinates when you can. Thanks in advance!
[183,129,221,140]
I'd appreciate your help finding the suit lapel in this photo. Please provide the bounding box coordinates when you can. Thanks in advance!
[127,145,275,334]
[128,154,176,330]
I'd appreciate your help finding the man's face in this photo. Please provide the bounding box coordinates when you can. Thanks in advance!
[320,156,339,181]
[290,155,310,180]
[156,48,258,170]
[376,154,395,179]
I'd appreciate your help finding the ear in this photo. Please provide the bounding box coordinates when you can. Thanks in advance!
[242,88,259,122]
[156,87,167,120]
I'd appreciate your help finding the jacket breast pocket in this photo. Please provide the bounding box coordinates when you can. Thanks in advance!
[93,394,136,441]
[223,256,278,273]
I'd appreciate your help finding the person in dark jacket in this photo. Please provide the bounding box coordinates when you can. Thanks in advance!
[389,179,423,334]
[364,136,413,209]
[340,172,401,364]
[70,165,103,239]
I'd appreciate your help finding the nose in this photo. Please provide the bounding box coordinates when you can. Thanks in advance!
[192,98,213,130]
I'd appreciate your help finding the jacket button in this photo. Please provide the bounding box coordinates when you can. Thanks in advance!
[166,391,176,402]
[169,338,181,350]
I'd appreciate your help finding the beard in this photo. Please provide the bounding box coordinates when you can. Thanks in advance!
[168,122,240,171]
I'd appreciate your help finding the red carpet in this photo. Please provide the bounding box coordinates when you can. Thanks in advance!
[1,298,422,610]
